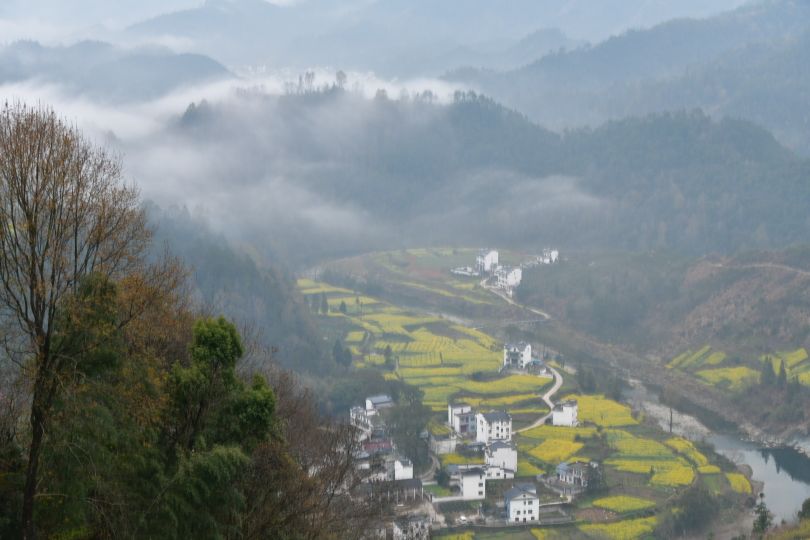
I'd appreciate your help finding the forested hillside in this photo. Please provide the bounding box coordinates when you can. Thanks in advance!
[449,0,810,154]
[148,205,328,372]
[155,90,810,263]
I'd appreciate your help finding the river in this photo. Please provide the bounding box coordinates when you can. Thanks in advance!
[624,380,810,523]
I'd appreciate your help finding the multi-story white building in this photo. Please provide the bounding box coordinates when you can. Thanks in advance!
[495,266,522,289]
[350,405,373,438]
[552,400,578,427]
[503,342,532,369]
[459,468,486,500]
[476,249,499,273]
[447,403,476,437]
[476,411,512,444]
[485,441,518,474]
[505,484,540,523]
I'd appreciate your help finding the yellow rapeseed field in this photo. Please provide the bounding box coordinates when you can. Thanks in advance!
[571,395,637,427]
[726,472,752,494]
[528,439,583,463]
[592,496,655,513]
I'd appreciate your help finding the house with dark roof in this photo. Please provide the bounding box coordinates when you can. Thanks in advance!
[504,483,539,523]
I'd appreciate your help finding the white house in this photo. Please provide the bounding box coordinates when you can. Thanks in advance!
[365,394,394,416]
[389,458,414,481]
[551,400,578,427]
[495,266,522,290]
[503,342,532,369]
[542,248,559,264]
[459,468,486,500]
[556,461,589,487]
[476,411,512,444]
[447,403,476,437]
[350,406,373,437]
[476,249,499,273]
[505,484,540,523]
[485,441,518,474]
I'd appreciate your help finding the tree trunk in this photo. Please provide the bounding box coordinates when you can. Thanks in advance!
[21,398,45,540]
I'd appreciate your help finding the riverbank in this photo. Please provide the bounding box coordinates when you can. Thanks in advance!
[624,380,810,523]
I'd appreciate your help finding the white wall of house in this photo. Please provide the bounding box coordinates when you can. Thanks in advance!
[460,470,486,500]
[393,459,414,480]
[448,404,476,436]
[477,250,499,273]
[476,413,512,444]
[486,444,518,473]
[506,491,539,523]
[552,402,578,427]
[503,343,532,369]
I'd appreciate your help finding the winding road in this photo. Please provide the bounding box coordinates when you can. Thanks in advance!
[516,366,564,433]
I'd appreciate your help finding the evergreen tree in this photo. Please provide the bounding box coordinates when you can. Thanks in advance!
[777,359,787,389]
[339,300,348,314]
[320,292,329,314]
[760,358,775,386]
[753,493,773,536]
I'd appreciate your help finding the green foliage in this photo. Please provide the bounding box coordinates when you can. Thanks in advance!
[656,484,719,537]
[799,497,810,520]
[753,494,773,536]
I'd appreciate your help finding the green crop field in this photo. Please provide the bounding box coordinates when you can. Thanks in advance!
[579,517,657,540]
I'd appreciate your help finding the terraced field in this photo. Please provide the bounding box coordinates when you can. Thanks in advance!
[302,265,749,539]
[668,345,810,391]
[298,279,552,416]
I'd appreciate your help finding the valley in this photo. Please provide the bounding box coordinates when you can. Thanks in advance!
[301,247,777,539]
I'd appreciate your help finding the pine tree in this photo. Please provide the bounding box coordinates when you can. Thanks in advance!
[777,359,787,389]
[753,493,772,536]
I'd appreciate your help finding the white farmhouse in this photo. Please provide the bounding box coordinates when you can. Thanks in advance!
[447,403,477,437]
[485,441,518,475]
[459,468,486,500]
[390,458,414,481]
[503,342,532,369]
[476,411,512,444]
[542,248,559,264]
[349,405,373,439]
[551,400,578,427]
[505,484,540,523]
[365,394,394,416]
[476,249,499,273]
[495,266,522,290]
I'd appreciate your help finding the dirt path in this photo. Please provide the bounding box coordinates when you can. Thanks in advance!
[420,452,440,481]
[516,366,563,433]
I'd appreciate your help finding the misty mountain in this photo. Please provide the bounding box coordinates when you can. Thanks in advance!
[450,0,810,151]
[130,89,810,265]
[125,0,745,75]
[148,204,328,373]
[0,40,231,103]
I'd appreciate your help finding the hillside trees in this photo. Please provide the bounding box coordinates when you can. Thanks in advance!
[0,104,380,538]
[0,103,170,538]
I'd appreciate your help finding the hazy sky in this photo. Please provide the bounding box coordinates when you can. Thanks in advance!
[0,0,753,45]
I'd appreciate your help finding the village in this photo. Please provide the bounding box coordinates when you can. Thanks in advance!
[298,247,757,540]
[348,336,591,538]
[451,248,559,298]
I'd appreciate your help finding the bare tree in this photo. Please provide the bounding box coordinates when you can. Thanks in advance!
[0,103,152,538]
